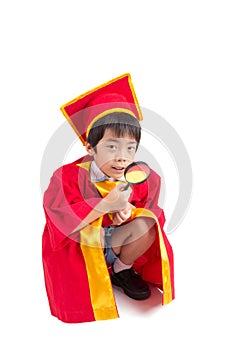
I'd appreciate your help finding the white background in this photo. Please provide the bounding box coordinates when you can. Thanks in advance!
[1,1,233,349]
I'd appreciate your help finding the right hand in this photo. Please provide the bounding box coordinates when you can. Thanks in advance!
[112,202,135,225]
[103,183,132,212]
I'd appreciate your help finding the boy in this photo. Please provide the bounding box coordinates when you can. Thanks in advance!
[42,74,174,323]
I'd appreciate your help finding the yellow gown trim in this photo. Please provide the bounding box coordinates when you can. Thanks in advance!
[77,163,119,320]
[77,163,172,320]
[130,208,172,304]
[76,161,91,171]
[80,217,118,321]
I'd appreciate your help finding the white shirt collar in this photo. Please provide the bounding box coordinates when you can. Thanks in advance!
[90,161,126,182]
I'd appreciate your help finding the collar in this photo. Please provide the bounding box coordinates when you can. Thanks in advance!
[90,161,126,183]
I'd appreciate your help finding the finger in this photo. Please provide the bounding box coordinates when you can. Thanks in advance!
[114,212,125,225]
[112,216,123,225]
[122,207,132,217]
[115,212,125,221]
[117,183,132,193]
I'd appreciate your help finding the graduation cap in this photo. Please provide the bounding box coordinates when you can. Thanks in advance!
[60,73,143,145]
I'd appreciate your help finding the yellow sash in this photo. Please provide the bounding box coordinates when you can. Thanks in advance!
[78,162,172,321]
[79,177,120,321]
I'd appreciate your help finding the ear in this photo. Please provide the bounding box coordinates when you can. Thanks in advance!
[85,142,95,156]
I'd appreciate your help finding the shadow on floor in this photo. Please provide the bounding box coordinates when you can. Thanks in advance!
[113,283,163,317]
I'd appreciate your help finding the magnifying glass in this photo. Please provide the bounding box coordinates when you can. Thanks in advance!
[122,161,151,191]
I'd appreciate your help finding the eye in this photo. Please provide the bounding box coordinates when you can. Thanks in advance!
[128,146,136,152]
[107,144,117,150]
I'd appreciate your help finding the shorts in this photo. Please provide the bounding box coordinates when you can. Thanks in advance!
[104,226,118,265]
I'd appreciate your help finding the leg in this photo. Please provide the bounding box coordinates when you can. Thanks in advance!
[110,217,156,300]
[111,217,156,264]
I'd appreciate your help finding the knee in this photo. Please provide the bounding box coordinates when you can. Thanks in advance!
[136,222,156,250]
[147,226,156,243]
[135,217,155,235]
[133,217,156,243]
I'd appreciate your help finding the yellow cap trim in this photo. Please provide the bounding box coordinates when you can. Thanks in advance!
[86,107,137,139]
[60,73,143,144]
[128,75,143,121]
[61,73,131,112]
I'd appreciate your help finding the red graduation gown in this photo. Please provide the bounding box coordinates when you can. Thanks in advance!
[42,155,174,323]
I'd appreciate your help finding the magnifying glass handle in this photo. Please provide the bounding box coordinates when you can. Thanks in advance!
[121,183,130,191]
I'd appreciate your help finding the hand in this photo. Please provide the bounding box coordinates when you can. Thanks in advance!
[103,183,132,212]
[112,203,135,225]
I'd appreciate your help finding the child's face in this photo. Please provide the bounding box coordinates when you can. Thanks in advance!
[86,128,138,179]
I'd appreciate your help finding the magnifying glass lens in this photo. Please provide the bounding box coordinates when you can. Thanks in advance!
[124,162,150,185]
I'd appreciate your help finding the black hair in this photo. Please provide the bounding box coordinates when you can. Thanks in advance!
[87,112,141,149]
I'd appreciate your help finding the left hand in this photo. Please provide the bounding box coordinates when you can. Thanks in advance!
[112,203,135,225]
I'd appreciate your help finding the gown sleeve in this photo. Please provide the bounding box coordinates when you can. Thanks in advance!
[43,163,102,250]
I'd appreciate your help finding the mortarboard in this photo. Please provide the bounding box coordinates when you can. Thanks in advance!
[60,73,143,145]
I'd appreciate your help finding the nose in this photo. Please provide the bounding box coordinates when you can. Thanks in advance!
[115,149,127,162]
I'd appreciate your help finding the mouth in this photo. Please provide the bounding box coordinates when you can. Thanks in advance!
[112,166,125,172]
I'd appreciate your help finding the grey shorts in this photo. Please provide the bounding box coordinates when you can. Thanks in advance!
[104,226,118,265]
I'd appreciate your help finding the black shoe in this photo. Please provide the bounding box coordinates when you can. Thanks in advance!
[111,266,151,300]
